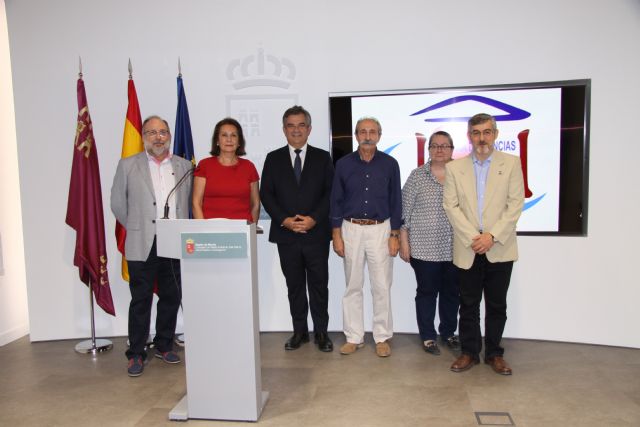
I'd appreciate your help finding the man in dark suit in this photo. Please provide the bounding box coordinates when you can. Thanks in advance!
[260,106,335,352]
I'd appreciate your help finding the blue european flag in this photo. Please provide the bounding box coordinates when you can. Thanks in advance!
[173,73,195,218]
[173,75,195,165]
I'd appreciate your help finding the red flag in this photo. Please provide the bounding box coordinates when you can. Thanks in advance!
[65,77,115,316]
[115,78,144,281]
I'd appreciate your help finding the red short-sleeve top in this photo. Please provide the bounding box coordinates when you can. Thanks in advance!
[193,156,259,221]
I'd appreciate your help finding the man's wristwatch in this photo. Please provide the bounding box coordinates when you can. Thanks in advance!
[389,232,400,238]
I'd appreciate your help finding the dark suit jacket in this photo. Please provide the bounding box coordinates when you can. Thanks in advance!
[260,145,334,244]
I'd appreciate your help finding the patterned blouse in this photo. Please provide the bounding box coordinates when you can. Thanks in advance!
[401,161,453,262]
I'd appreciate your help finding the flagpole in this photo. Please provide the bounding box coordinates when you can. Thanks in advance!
[175,56,186,347]
[75,280,114,354]
[70,58,114,354]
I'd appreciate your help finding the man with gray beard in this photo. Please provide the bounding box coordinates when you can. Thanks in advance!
[111,115,193,377]
[330,117,402,357]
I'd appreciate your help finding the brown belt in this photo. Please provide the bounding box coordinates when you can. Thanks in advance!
[346,218,385,225]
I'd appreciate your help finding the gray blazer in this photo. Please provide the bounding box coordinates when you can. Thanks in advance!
[111,152,193,261]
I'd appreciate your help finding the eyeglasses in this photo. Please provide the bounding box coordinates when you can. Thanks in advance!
[470,129,495,138]
[143,130,170,138]
[429,145,453,151]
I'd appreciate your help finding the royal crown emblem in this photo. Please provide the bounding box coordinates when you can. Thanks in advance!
[226,48,296,90]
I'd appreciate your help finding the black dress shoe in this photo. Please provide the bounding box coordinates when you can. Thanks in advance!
[423,340,441,355]
[442,335,461,351]
[284,332,309,350]
[314,332,334,352]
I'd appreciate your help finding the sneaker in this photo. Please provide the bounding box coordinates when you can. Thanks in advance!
[375,340,391,357]
[127,356,144,377]
[444,336,461,351]
[155,350,181,364]
[340,342,364,355]
[423,340,441,355]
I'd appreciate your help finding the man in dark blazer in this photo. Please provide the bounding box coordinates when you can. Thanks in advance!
[111,116,193,377]
[260,106,335,352]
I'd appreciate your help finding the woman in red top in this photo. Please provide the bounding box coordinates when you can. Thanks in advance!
[192,118,260,222]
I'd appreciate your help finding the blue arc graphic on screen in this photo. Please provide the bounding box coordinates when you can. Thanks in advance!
[523,193,545,212]
[383,143,401,155]
[410,95,531,122]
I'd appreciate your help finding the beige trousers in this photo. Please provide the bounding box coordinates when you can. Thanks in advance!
[341,219,393,344]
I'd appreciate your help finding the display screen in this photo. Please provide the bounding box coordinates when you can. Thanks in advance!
[329,80,590,235]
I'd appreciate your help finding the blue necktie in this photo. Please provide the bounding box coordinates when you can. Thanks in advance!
[294,149,302,184]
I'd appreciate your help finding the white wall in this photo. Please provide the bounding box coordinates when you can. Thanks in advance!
[5,0,640,347]
[0,0,29,346]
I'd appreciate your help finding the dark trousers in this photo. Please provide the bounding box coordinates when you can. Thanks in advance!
[409,258,459,341]
[277,241,330,334]
[126,238,181,360]
[457,254,513,359]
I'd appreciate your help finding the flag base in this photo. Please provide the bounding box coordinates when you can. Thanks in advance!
[75,338,113,355]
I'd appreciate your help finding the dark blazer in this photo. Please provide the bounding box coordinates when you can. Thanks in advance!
[260,145,334,244]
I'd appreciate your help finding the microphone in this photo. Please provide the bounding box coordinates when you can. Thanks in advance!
[162,166,195,219]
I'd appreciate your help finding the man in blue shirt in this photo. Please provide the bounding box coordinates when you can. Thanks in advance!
[330,117,402,357]
[443,113,524,375]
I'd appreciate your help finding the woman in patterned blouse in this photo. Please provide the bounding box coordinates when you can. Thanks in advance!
[400,131,460,356]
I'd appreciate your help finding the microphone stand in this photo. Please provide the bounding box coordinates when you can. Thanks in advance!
[163,167,194,219]
[160,166,193,346]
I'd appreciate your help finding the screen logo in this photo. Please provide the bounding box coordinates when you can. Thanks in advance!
[410,95,531,123]
[408,95,542,211]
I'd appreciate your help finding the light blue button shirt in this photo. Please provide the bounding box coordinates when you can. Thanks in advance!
[472,153,492,231]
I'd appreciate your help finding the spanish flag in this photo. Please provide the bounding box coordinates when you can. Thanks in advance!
[115,72,143,281]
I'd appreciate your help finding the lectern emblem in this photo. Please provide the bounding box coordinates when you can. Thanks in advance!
[185,239,195,254]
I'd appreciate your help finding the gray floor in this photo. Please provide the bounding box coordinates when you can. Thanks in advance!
[0,333,639,426]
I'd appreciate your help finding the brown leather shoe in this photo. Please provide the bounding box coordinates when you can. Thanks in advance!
[485,356,513,375]
[340,342,364,355]
[375,340,391,357]
[450,354,479,372]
